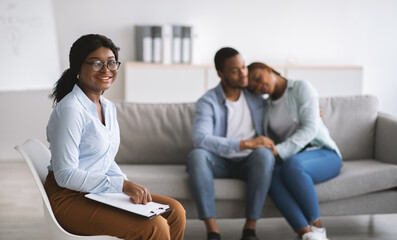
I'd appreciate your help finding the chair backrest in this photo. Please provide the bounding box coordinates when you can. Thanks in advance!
[14,139,58,235]
[15,139,119,240]
[15,138,51,184]
[14,139,68,235]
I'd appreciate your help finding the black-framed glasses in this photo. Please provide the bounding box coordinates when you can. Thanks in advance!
[84,60,121,72]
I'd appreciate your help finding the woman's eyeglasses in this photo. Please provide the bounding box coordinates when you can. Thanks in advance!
[84,61,121,72]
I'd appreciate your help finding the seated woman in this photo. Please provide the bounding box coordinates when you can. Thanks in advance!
[247,62,342,240]
[45,34,185,240]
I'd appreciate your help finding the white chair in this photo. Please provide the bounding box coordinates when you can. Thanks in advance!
[15,138,119,240]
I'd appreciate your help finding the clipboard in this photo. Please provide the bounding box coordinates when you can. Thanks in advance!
[85,193,171,219]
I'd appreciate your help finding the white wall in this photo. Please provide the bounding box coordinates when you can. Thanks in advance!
[0,90,53,160]
[52,0,397,114]
[1,0,397,160]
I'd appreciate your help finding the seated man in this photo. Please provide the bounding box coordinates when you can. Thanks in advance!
[186,47,275,240]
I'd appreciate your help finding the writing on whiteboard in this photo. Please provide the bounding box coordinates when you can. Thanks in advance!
[0,0,60,91]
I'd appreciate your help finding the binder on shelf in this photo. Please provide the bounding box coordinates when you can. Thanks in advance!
[85,193,171,219]
[135,25,153,63]
[152,26,162,63]
[172,25,183,64]
[182,26,192,64]
[135,24,195,64]
[162,24,173,64]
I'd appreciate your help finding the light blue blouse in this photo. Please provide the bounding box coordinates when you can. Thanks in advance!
[263,79,342,160]
[47,85,125,193]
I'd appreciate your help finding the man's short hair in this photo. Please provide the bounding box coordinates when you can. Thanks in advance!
[214,47,239,72]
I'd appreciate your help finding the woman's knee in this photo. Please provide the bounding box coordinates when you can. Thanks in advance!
[136,216,171,240]
[282,155,304,175]
[140,199,185,240]
[167,198,186,224]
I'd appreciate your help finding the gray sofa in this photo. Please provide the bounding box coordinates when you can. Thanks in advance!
[114,95,397,219]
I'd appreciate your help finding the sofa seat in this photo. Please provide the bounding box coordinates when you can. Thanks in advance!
[315,159,397,202]
[119,159,397,203]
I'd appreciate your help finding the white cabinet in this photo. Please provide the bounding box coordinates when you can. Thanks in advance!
[283,66,363,97]
[124,62,211,103]
[124,62,362,103]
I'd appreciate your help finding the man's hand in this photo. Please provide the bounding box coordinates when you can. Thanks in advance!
[240,136,277,155]
[122,180,152,204]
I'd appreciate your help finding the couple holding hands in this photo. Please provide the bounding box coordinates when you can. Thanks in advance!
[45,34,341,240]
[187,47,342,240]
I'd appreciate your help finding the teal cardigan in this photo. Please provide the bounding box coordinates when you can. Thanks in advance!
[263,79,342,160]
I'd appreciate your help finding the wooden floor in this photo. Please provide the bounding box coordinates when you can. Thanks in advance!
[1,160,397,240]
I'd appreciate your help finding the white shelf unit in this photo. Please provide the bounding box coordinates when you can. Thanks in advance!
[124,62,213,103]
[124,62,362,103]
[283,65,363,98]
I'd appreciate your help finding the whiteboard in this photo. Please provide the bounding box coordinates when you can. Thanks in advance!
[0,0,60,91]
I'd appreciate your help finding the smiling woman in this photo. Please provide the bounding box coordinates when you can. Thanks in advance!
[45,34,186,240]
[51,35,120,105]
[78,47,119,115]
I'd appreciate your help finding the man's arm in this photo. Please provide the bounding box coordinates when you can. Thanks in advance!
[192,97,275,155]
[192,97,241,155]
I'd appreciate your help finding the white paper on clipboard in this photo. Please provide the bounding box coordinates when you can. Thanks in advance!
[85,193,170,219]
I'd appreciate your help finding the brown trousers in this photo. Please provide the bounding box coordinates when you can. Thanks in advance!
[44,172,186,240]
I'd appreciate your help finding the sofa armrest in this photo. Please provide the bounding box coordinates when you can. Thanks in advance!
[375,112,397,164]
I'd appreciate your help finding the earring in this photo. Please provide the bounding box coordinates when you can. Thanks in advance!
[77,74,80,79]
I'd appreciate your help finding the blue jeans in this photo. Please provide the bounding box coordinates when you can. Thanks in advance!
[269,148,342,230]
[186,148,275,220]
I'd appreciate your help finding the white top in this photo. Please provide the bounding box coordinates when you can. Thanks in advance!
[222,91,256,158]
[268,94,299,143]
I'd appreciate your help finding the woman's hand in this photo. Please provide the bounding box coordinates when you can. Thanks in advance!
[122,180,152,204]
[240,136,277,155]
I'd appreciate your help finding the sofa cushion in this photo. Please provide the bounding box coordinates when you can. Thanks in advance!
[319,95,378,160]
[115,102,195,164]
[315,159,397,202]
[119,159,397,202]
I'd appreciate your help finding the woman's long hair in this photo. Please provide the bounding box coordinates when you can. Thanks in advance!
[51,34,120,106]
